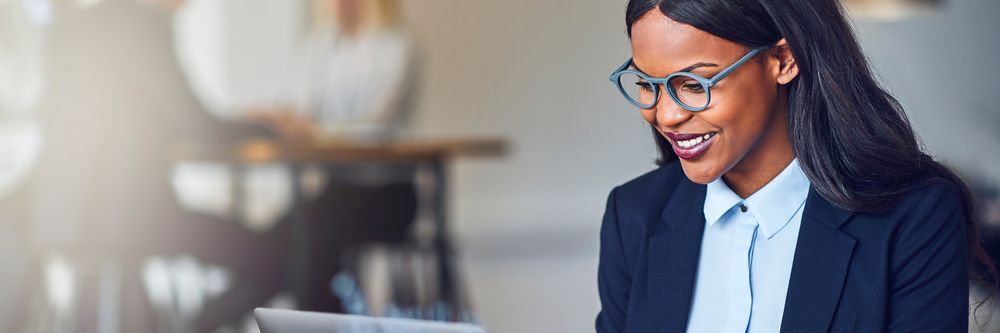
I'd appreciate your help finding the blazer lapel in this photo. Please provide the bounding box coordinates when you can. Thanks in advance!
[648,177,706,332]
[780,188,857,332]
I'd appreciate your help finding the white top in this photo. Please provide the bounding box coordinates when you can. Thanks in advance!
[686,159,811,333]
[286,27,416,141]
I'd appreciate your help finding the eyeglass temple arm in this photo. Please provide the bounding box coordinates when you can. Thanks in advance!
[706,46,769,86]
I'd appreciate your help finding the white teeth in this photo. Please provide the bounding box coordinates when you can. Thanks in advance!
[677,133,713,149]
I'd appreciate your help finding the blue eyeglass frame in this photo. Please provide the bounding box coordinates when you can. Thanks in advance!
[609,46,769,112]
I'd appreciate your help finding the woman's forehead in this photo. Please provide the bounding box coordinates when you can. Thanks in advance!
[629,10,742,76]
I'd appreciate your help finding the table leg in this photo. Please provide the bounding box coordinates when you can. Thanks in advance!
[429,158,462,321]
[286,164,311,309]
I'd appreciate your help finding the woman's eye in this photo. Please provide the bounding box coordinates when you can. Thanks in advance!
[635,82,654,92]
[682,82,704,93]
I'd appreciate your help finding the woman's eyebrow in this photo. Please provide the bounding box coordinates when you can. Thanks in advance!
[629,61,719,76]
[678,62,718,73]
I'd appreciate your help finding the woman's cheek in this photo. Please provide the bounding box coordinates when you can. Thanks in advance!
[640,109,656,124]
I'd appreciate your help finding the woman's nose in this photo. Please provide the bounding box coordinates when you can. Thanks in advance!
[653,89,692,128]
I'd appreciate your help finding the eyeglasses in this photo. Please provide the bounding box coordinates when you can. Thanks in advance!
[609,46,768,112]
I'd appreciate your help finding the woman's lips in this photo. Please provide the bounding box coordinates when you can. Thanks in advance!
[665,131,717,160]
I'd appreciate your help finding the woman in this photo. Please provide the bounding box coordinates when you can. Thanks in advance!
[596,0,997,332]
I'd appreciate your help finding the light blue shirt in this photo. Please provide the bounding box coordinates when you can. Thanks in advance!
[686,159,811,333]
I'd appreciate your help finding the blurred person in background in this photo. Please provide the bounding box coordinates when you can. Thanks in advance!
[598,0,997,332]
[247,0,422,314]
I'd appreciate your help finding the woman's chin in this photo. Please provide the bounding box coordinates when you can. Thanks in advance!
[678,162,723,185]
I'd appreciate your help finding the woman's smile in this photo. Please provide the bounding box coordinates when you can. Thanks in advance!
[665,131,717,160]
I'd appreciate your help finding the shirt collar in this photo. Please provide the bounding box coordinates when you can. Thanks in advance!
[703,158,812,239]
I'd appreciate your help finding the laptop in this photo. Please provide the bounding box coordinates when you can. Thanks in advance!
[254,308,487,333]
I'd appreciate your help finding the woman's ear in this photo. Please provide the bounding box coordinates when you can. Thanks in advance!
[772,39,799,85]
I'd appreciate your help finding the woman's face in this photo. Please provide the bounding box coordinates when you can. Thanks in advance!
[630,10,794,185]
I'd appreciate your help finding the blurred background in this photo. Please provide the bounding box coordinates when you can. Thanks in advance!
[0,0,998,332]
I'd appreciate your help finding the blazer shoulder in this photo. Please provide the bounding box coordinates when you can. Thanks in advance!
[843,172,967,237]
[609,162,687,222]
[890,172,965,216]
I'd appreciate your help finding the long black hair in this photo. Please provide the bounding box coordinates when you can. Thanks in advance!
[626,0,997,312]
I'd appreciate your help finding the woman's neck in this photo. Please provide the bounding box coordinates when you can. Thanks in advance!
[722,107,796,199]
[723,153,794,199]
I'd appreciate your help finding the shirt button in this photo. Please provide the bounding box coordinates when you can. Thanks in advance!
[739,203,748,213]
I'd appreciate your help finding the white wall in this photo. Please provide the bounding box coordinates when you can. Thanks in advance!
[403,0,655,239]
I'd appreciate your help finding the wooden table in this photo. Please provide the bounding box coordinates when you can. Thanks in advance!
[172,136,507,322]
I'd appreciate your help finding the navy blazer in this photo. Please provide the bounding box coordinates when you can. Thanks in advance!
[596,162,969,332]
